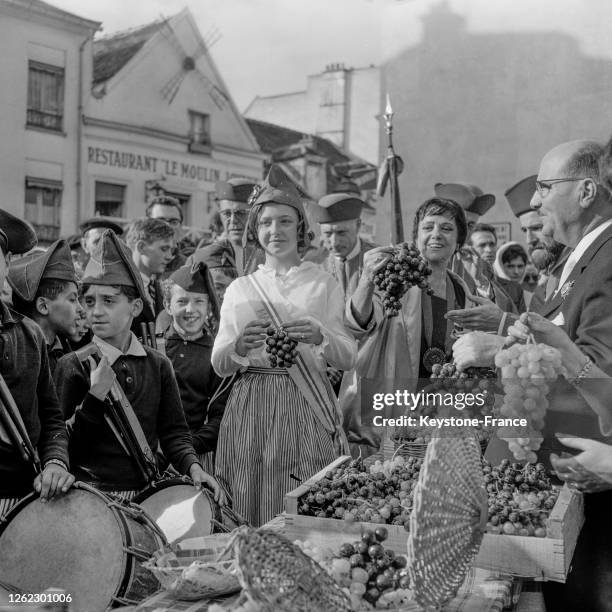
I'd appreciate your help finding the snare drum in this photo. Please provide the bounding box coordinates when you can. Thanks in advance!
[0,483,166,612]
[132,477,222,545]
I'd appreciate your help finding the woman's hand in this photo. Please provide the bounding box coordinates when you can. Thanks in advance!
[235,319,271,356]
[284,319,323,345]
[452,331,505,370]
[551,436,612,491]
[359,247,395,286]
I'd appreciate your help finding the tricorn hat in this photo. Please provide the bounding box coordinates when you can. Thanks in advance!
[79,216,124,236]
[9,240,77,302]
[81,230,151,317]
[434,183,495,217]
[0,209,37,255]
[169,261,220,322]
[504,175,537,218]
[313,193,365,223]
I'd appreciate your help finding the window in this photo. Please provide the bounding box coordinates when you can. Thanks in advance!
[95,182,125,217]
[25,178,62,242]
[27,61,64,132]
[188,111,211,154]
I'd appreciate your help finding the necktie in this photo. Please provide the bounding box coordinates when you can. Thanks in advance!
[339,259,348,296]
[148,278,157,306]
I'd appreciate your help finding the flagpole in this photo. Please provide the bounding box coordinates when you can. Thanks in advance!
[382,94,404,243]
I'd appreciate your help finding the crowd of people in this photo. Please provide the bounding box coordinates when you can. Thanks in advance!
[3,136,612,610]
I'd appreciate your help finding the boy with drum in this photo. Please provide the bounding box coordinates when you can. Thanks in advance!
[8,239,80,376]
[0,211,73,517]
[54,230,224,503]
[160,261,233,472]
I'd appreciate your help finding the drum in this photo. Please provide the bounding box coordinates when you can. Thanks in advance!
[0,482,166,612]
[132,477,222,545]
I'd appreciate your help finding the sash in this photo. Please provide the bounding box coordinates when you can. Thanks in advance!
[246,274,349,454]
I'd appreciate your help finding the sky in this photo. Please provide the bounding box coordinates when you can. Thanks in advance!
[50,0,612,111]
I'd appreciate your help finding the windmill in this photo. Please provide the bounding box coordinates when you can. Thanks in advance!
[158,17,229,109]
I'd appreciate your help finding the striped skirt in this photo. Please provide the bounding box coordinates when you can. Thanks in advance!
[215,368,338,527]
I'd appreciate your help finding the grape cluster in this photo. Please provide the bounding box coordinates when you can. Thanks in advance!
[298,456,422,530]
[494,342,565,462]
[265,327,298,368]
[429,361,498,416]
[328,530,412,610]
[374,243,433,315]
[484,459,559,537]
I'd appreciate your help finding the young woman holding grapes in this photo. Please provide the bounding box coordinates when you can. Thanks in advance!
[211,166,356,526]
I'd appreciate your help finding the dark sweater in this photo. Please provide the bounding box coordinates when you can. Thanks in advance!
[0,304,69,497]
[54,345,199,491]
[163,327,231,454]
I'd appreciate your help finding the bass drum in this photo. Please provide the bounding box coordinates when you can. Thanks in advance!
[132,477,222,545]
[0,483,166,612]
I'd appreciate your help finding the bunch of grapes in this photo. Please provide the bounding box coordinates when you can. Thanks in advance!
[483,459,559,537]
[374,243,433,315]
[265,327,298,368]
[429,361,499,417]
[494,342,565,462]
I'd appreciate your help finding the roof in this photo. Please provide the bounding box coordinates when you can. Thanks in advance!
[1,0,100,31]
[93,20,164,85]
[246,118,378,198]
[246,118,352,166]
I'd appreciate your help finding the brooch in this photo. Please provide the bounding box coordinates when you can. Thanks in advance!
[560,280,575,300]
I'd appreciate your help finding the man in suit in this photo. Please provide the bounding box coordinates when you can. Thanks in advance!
[312,192,379,455]
[454,140,612,612]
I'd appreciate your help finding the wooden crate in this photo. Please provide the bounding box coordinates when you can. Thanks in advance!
[284,455,411,556]
[473,484,584,582]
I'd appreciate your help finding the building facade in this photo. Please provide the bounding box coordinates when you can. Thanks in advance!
[0,1,264,244]
[0,0,99,243]
[245,63,380,165]
[84,9,264,232]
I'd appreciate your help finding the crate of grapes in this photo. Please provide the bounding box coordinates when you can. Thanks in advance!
[284,455,422,556]
[474,472,584,582]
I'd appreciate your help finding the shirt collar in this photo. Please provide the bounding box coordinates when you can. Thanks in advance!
[92,332,147,366]
[140,272,152,287]
[49,336,63,351]
[165,323,213,346]
[258,260,317,278]
[334,238,362,262]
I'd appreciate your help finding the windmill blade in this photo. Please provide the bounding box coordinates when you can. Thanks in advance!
[193,70,230,110]
[161,70,187,104]
[157,13,191,59]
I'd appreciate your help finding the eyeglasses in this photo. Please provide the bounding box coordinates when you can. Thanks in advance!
[524,274,539,282]
[534,177,590,197]
[156,217,182,227]
[220,210,249,221]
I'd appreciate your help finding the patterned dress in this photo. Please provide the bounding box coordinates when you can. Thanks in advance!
[212,262,356,526]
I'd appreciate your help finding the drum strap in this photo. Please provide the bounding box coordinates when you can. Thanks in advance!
[0,373,41,473]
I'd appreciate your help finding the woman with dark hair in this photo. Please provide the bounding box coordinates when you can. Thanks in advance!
[493,241,528,312]
[211,166,356,526]
[348,197,471,382]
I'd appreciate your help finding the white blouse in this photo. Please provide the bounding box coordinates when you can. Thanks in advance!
[212,262,357,377]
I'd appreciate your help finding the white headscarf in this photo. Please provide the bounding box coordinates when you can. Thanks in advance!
[493,241,528,283]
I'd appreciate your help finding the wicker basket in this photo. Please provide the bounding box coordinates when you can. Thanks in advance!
[393,434,489,460]
[143,548,240,601]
